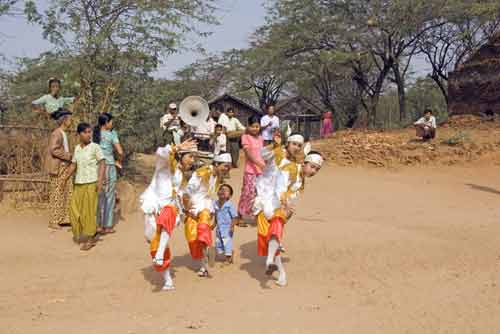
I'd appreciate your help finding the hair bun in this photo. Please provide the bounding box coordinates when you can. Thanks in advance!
[50,111,60,120]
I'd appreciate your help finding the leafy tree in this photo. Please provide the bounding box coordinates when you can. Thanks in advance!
[25,0,219,119]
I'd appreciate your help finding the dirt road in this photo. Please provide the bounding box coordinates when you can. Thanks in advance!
[2,165,500,334]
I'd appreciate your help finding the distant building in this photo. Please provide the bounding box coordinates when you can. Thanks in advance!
[275,96,323,140]
[208,94,262,125]
[448,33,500,116]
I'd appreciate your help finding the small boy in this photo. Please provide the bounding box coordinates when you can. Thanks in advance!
[213,184,238,264]
[211,124,227,155]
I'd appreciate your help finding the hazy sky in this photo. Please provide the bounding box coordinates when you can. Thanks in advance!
[0,0,267,77]
[0,0,430,78]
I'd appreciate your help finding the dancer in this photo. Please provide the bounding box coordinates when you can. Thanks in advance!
[183,153,232,277]
[140,139,197,291]
[254,142,323,286]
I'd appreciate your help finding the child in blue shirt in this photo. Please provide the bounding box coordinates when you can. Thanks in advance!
[213,184,239,264]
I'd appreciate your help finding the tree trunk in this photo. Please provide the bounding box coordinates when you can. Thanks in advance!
[392,64,406,123]
[430,74,449,106]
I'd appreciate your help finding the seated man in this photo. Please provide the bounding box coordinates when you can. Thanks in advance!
[414,108,437,141]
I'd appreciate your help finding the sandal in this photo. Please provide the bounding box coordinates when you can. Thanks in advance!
[80,241,95,251]
[104,228,116,234]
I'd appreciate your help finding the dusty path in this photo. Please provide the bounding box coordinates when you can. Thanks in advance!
[2,165,500,334]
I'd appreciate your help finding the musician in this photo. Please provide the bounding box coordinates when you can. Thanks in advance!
[160,103,181,145]
[218,108,245,168]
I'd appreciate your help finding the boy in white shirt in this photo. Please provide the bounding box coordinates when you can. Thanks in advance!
[414,108,437,141]
[211,124,227,155]
[260,104,280,145]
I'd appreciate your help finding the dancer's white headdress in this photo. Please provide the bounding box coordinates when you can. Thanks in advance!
[287,134,304,144]
[305,152,324,167]
[213,153,232,164]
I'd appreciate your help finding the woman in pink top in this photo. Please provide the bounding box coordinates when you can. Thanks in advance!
[321,111,333,138]
[238,115,265,225]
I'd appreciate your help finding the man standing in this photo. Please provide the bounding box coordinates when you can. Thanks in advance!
[414,108,437,141]
[260,104,280,145]
[160,103,181,145]
[218,108,245,168]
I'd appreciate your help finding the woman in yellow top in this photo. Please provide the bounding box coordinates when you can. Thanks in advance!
[183,153,232,277]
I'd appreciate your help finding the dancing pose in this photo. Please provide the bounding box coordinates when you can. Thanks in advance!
[254,135,323,287]
[140,139,196,291]
[183,153,232,277]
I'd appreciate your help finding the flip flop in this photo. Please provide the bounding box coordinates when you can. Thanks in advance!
[162,285,175,291]
[80,242,95,251]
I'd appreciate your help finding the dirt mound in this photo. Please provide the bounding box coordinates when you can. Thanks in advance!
[443,114,485,128]
[315,121,500,168]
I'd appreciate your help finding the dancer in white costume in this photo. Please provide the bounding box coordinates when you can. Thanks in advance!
[254,134,323,287]
[182,153,232,277]
[140,139,197,291]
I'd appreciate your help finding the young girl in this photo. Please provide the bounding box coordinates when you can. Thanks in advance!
[65,123,105,251]
[32,78,77,116]
[94,113,124,235]
[183,153,232,277]
[237,115,265,226]
[140,139,197,291]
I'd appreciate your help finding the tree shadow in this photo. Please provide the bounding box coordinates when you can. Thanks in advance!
[238,240,290,290]
[466,183,500,196]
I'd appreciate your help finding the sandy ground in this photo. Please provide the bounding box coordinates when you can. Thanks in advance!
[2,164,500,334]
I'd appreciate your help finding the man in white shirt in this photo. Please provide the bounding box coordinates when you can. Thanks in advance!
[260,104,280,145]
[160,103,181,145]
[414,108,437,141]
[218,108,245,168]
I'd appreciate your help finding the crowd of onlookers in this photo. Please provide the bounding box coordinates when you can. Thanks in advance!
[33,78,123,251]
[159,102,281,169]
